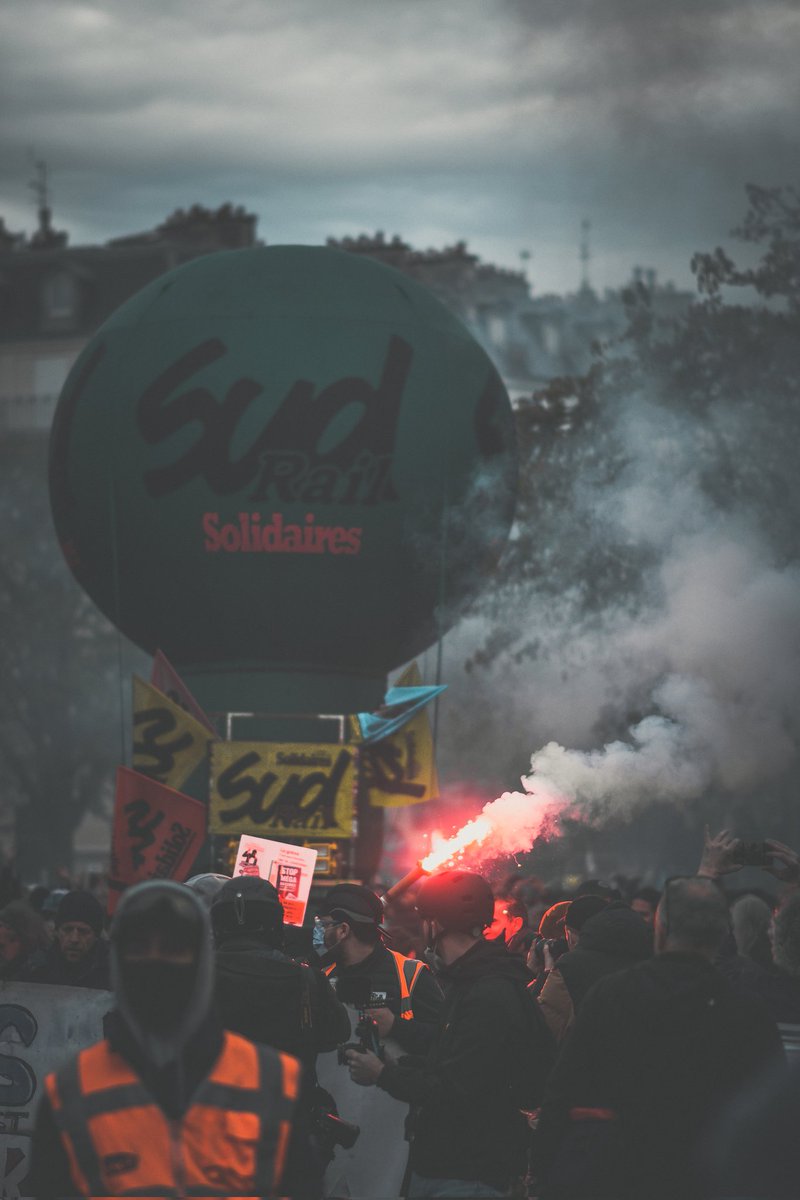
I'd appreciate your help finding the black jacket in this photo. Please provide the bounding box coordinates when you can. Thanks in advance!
[709,1054,800,1198]
[535,951,784,1200]
[716,953,800,1025]
[557,904,652,1008]
[377,938,532,1191]
[22,936,111,990]
[215,934,350,1068]
[325,941,443,1054]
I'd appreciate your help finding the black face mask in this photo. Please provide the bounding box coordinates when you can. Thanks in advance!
[122,961,197,1033]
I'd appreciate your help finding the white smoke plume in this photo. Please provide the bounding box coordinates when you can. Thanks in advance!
[523,526,800,818]
[435,391,800,848]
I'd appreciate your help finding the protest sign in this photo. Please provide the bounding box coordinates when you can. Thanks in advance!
[234,836,317,925]
[360,714,438,807]
[132,675,211,791]
[210,742,356,839]
[318,1013,408,1200]
[109,767,207,913]
[150,650,216,735]
[0,982,111,1200]
[361,662,440,808]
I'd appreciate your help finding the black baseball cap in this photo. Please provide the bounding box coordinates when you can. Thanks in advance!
[318,884,387,932]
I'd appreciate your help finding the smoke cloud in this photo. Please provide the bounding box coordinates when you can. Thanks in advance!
[435,380,800,857]
[524,519,800,818]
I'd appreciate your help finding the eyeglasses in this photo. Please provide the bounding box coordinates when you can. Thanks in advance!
[314,916,341,931]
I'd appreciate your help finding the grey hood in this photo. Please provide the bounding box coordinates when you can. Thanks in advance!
[110,880,215,1069]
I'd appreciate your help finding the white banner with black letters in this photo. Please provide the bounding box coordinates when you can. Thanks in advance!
[0,981,112,1200]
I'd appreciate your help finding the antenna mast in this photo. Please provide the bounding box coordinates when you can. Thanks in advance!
[29,158,50,222]
[580,217,591,291]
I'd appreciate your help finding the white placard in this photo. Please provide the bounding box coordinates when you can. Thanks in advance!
[0,981,112,1200]
[318,1007,409,1200]
[234,835,318,926]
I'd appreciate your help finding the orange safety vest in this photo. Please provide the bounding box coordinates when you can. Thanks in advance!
[44,1030,300,1198]
[325,949,426,1020]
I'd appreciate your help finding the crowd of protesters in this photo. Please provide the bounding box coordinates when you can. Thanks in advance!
[2,830,800,1198]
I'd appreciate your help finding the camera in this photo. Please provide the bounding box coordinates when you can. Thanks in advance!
[530,934,568,973]
[337,1010,383,1064]
[732,841,772,868]
[311,1085,360,1164]
[315,1109,360,1151]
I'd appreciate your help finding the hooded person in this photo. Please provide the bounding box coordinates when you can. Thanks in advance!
[345,870,549,1199]
[29,880,301,1199]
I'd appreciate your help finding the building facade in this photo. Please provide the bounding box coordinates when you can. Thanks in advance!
[0,204,696,438]
[0,203,259,436]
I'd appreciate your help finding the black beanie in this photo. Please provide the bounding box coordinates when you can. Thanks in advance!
[566,894,609,933]
[56,891,104,936]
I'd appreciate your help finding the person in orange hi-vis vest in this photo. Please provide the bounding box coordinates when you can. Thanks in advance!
[315,883,442,1051]
[314,883,443,1200]
[29,880,301,1199]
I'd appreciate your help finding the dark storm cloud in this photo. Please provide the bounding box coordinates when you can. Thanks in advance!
[1,0,798,290]
[507,1,800,208]
[499,0,800,285]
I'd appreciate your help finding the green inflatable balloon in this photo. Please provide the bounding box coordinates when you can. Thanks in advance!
[49,246,517,711]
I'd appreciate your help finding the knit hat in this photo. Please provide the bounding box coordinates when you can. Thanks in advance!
[538,901,570,938]
[56,891,104,936]
[565,894,609,933]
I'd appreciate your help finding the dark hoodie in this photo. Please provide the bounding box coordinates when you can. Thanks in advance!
[558,904,652,1005]
[215,932,351,1067]
[535,952,783,1200]
[377,937,533,1191]
[538,904,652,1044]
[28,884,225,1198]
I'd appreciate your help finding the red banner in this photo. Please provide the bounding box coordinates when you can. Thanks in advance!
[150,649,216,735]
[109,767,207,914]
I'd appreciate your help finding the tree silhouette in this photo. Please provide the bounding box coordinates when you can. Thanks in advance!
[0,441,141,880]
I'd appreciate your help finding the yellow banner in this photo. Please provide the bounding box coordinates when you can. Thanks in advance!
[395,661,422,689]
[347,713,363,743]
[210,742,356,839]
[363,661,439,807]
[132,676,211,791]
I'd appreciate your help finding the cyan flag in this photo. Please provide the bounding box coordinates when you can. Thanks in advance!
[357,685,447,744]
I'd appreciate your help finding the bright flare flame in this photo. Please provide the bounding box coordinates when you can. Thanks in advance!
[421,814,494,871]
[419,781,571,874]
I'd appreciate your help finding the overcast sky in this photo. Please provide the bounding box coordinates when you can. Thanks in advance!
[1,0,798,294]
